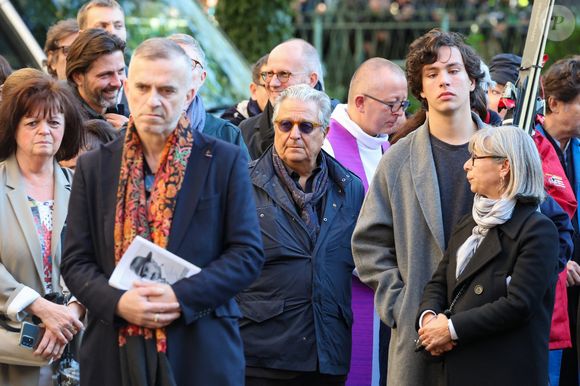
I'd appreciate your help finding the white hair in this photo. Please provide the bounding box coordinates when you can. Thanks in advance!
[469,125,545,201]
[272,84,331,130]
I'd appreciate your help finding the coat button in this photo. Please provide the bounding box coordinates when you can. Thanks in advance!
[259,213,264,218]
[323,218,328,222]
[332,203,337,208]
[474,284,484,295]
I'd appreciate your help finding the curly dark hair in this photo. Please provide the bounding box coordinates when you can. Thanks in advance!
[391,29,485,144]
[0,68,85,161]
[406,29,484,110]
[543,56,579,114]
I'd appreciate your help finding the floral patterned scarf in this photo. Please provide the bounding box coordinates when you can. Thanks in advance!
[114,113,193,386]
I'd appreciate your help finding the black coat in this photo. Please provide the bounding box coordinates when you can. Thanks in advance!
[417,200,559,386]
[239,102,273,160]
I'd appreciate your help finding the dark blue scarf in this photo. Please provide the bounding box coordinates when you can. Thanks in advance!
[185,95,207,133]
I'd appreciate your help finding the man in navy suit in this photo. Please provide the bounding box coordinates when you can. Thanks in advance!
[61,37,264,386]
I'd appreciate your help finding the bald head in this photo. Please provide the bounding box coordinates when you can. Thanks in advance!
[265,39,322,102]
[347,58,408,136]
[348,58,405,104]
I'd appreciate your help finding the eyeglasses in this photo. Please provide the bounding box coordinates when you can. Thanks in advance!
[470,154,506,166]
[55,45,71,56]
[191,59,204,70]
[363,94,410,113]
[274,119,322,134]
[260,71,304,83]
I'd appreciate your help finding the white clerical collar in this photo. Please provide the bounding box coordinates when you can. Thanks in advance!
[331,104,389,150]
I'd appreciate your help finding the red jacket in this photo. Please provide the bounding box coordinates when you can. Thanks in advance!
[533,129,577,349]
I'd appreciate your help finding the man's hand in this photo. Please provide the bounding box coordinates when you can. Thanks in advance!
[116,282,181,328]
[418,313,454,356]
[567,261,580,286]
[104,113,128,130]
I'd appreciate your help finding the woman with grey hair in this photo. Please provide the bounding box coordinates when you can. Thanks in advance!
[416,125,559,386]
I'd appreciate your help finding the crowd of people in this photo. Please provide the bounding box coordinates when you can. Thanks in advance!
[0,1,578,386]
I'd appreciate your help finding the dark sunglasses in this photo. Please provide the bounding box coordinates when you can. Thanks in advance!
[274,119,323,134]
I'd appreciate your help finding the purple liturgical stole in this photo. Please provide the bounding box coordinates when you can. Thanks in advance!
[327,118,389,192]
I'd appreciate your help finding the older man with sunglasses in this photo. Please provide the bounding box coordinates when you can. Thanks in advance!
[238,84,364,386]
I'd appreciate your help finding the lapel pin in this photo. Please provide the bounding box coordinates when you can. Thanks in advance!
[204,149,212,158]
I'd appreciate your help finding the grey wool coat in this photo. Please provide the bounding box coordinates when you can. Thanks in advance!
[352,114,486,386]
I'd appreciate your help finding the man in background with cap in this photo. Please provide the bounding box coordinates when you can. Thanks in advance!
[487,53,521,119]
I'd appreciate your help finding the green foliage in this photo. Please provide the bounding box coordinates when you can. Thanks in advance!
[545,26,580,66]
[12,0,64,46]
[214,0,295,64]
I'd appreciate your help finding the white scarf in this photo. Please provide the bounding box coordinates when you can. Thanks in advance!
[330,104,390,149]
[455,194,516,278]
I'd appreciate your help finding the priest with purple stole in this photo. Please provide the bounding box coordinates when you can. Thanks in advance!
[322,58,408,386]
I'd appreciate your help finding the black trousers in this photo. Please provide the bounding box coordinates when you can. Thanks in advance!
[561,285,580,386]
[560,234,580,386]
[245,373,346,386]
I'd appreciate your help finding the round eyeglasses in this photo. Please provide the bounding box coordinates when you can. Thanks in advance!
[363,94,410,113]
[260,71,305,84]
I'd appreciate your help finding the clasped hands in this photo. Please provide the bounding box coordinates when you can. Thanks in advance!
[26,297,85,361]
[418,313,456,356]
[116,281,181,329]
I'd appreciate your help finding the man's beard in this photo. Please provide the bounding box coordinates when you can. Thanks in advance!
[83,78,119,110]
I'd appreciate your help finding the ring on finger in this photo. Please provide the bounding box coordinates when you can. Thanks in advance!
[154,313,160,323]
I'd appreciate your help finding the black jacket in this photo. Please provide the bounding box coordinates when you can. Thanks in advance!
[417,200,559,386]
